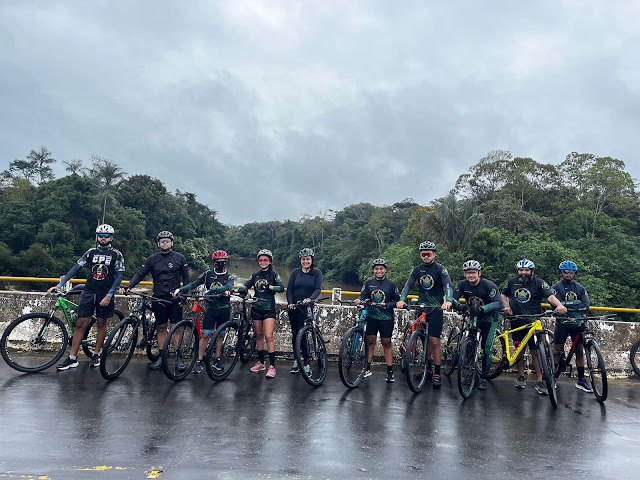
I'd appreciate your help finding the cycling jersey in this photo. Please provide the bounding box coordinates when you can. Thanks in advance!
[180,271,235,310]
[552,280,590,319]
[453,278,502,322]
[244,268,284,312]
[502,276,554,315]
[57,245,125,297]
[128,250,189,297]
[286,268,323,304]
[358,278,400,321]
[401,262,453,307]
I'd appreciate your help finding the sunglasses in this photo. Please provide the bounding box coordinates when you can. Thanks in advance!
[158,239,172,244]
[97,233,112,238]
[420,251,435,257]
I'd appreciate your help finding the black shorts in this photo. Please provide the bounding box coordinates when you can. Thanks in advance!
[554,322,585,346]
[510,318,537,350]
[251,309,277,321]
[426,308,444,339]
[151,295,183,326]
[77,291,115,319]
[203,307,230,333]
[365,317,395,339]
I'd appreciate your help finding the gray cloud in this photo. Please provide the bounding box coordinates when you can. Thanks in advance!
[1,1,639,224]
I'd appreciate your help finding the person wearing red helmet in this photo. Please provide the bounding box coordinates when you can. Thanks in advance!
[175,249,235,374]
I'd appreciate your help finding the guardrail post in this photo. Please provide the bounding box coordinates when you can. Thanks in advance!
[332,288,342,305]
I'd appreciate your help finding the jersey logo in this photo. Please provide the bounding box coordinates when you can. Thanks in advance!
[370,289,386,304]
[92,254,112,265]
[565,291,578,301]
[490,288,497,298]
[542,281,551,290]
[468,296,485,307]
[91,264,108,280]
[167,262,174,269]
[255,279,269,292]
[419,275,434,290]
[210,281,223,289]
[514,288,531,303]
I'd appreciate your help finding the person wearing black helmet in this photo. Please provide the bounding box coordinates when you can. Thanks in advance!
[286,248,323,374]
[120,231,189,369]
[397,241,453,389]
[501,258,566,394]
[47,224,125,371]
[552,260,593,393]
[452,260,502,390]
[244,249,285,378]
[354,258,402,383]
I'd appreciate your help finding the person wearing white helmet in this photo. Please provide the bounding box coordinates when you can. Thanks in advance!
[501,259,566,394]
[47,224,125,371]
[244,249,285,378]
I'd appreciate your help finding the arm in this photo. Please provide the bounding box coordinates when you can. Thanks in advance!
[309,270,323,301]
[105,252,126,298]
[270,273,285,293]
[286,270,296,304]
[126,259,152,290]
[400,269,417,301]
[386,284,400,309]
[179,272,206,293]
[50,250,90,290]
[501,292,512,315]
[208,275,234,295]
[441,267,453,308]
[483,283,503,314]
[180,256,190,286]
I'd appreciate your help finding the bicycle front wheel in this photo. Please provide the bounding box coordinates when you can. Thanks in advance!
[404,330,427,393]
[586,338,607,402]
[338,326,368,388]
[145,315,160,362]
[163,320,199,381]
[631,339,640,377]
[457,336,478,399]
[205,321,240,381]
[81,309,124,358]
[537,338,558,408]
[0,313,68,373]
[443,328,460,377]
[296,325,328,387]
[99,317,138,380]
[485,331,505,380]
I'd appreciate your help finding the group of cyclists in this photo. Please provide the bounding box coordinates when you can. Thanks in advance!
[47,224,594,395]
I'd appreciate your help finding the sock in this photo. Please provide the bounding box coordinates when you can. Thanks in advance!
[69,355,77,360]
[367,362,372,370]
[577,366,585,380]
[258,351,265,363]
[269,352,276,366]
[387,365,393,372]
[427,360,433,371]
[434,365,441,375]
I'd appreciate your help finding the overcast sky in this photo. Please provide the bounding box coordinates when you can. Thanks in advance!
[1,1,639,225]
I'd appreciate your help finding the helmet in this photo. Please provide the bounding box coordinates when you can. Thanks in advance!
[95,224,114,235]
[559,260,578,272]
[418,241,436,251]
[256,249,273,260]
[299,248,314,258]
[211,250,229,261]
[463,260,482,271]
[156,230,174,242]
[371,258,388,269]
[516,259,536,270]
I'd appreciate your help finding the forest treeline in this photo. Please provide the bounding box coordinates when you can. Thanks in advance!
[1,148,638,311]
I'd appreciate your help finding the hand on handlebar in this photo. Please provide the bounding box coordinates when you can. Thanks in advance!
[47,286,61,295]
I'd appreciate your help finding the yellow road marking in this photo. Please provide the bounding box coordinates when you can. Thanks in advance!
[146,467,163,479]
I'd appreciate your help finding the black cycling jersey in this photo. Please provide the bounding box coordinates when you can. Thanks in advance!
[453,278,502,322]
[552,279,590,319]
[358,277,400,321]
[180,270,235,310]
[502,275,555,315]
[244,268,284,312]
[286,268,323,304]
[57,245,125,297]
[128,250,189,297]
[401,262,453,307]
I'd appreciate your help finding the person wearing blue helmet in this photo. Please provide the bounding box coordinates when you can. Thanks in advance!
[501,259,566,394]
[552,260,593,393]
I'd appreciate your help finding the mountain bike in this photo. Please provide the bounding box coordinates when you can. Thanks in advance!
[99,292,169,380]
[554,314,614,403]
[489,313,557,407]
[236,289,258,364]
[292,297,331,387]
[402,302,439,393]
[631,338,640,377]
[1,285,123,373]
[338,300,371,389]
[456,313,484,399]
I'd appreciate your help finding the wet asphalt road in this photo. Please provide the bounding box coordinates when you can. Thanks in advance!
[0,357,639,480]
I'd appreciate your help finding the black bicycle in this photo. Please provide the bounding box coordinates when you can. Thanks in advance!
[292,297,331,387]
[338,300,370,389]
[99,292,167,380]
[631,338,640,377]
[403,302,439,393]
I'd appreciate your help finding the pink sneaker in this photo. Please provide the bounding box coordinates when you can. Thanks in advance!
[250,362,266,373]
[266,365,277,378]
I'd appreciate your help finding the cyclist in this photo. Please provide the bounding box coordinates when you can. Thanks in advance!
[452,260,503,390]
[501,259,567,394]
[286,247,323,375]
[397,241,453,388]
[46,224,125,370]
[244,249,285,378]
[120,231,189,370]
[354,258,402,383]
[552,260,593,393]
[174,249,234,374]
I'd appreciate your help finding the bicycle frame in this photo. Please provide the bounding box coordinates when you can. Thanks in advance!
[496,317,548,368]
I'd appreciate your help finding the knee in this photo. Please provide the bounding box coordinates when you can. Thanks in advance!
[380,339,392,348]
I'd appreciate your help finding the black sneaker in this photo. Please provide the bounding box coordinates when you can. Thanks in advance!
[149,358,163,370]
[363,369,372,378]
[212,358,224,372]
[57,357,79,371]
[477,378,488,390]
[176,357,186,372]
[386,370,395,383]
[193,360,204,374]
[432,373,441,389]
[89,354,100,368]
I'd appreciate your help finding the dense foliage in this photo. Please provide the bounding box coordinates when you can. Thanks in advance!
[2,147,639,311]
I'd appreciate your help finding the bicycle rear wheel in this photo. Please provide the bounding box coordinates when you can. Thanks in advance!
[443,328,460,377]
[205,321,240,381]
[295,325,328,387]
[163,319,199,381]
[338,326,368,388]
[99,317,138,380]
[457,336,478,399]
[537,338,558,408]
[81,310,124,358]
[0,313,68,373]
[404,330,427,393]
[586,338,607,402]
[631,339,640,377]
